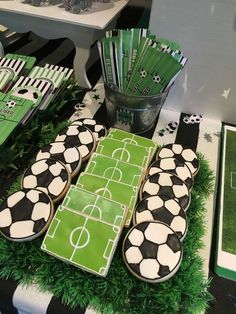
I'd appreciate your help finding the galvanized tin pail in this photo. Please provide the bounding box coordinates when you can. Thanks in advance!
[104,84,168,134]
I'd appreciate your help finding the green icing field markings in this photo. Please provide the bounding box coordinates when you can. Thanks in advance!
[62,185,127,227]
[96,138,152,168]
[76,173,138,226]
[42,206,121,276]
[85,153,144,186]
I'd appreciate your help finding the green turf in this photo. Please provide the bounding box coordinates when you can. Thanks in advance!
[0,152,214,314]
[222,129,236,254]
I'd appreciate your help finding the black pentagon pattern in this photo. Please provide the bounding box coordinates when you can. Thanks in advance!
[170,174,184,186]
[129,263,142,277]
[166,233,181,253]
[33,218,47,233]
[10,195,34,224]
[152,207,175,225]
[176,195,189,210]
[139,240,158,259]
[123,237,133,252]
[136,221,149,233]
[158,264,170,277]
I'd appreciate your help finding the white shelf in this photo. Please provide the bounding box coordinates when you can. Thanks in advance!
[0,0,129,29]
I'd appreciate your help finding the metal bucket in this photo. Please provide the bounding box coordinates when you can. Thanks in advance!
[104,84,168,134]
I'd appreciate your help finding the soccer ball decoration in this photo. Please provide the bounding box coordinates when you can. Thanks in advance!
[71,118,107,142]
[22,158,71,203]
[55,124,96,161]
[36,141,82,178]
[140,172,190,211]
[6,100,16,109]
[183,114,203,124]
[156,143,200,176]
[11,86,42,104]
[153,74,161,84]
[134,195,188,241]
[123,221,183,283]
[166,121,178,134]
[140,69,147,78]
[0,188,53,241]
[147,157,193,191]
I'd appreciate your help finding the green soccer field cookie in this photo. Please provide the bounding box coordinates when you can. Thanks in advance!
[76,173,138,227]
[41,206,122,276]
[62,185,127,227]
[85,153,144,186]
[96,137,152,168]
[107,128,158,151]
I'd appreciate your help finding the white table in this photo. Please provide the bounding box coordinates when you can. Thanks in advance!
[0,0,129,88]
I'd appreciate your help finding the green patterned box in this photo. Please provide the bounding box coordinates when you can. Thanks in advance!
[96,137,152,168]
[76,173,138,227]
[41,206,122,277]
[62,185,127,227]
[85,153,144,186]
[0,92,34,145]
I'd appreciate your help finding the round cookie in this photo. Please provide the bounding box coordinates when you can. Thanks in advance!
[0,188,54,241]
[123,221,183,283]
[156,143,199,176]
[36,141,82,178]
[71,118,107,142]
[22,158,71,203]
[55,124,96,161]
[140,172,191,211]
[134,195,188,241]
[147,157,193,191]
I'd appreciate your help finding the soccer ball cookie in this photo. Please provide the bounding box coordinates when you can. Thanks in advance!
[156,143,199,176]
[36,141,82,178]
[55,124,96,161]
[123,221,183,283]
[22,158,71,203]
[0,188,53,241]
[140,172,190,211]
[71,118,107,142]
[134,195,188,241]
[147,157,193,191]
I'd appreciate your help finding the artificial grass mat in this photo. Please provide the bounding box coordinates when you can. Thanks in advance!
[0,80,215,314]
[0,148,215,313]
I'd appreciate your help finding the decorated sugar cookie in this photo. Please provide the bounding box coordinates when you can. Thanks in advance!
[22,158,71,203]
[147,157,193,190]
[71,118,107,142]
[0,188,53,241]
[140,172,190,211]
[36,141,82,178]
[134,195,188,241]
[156,143,199,176]
[123,221,183,283]
[55,125,96,161]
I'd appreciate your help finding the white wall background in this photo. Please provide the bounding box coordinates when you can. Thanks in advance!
[149,0,236,123]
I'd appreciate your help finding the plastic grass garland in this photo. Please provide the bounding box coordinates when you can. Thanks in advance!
[0,154,214,314]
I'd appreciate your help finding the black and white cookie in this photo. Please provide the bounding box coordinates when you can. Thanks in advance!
[156,143,199,176]
[134,195,188,241]
[55,125,96,161]
[123,221,183,283]
[36,141,82,178]
[71,118,107,142]
[0,188,53,241]
[140,172,190,211]
[22,158,71,203]
[147,157,193,190]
